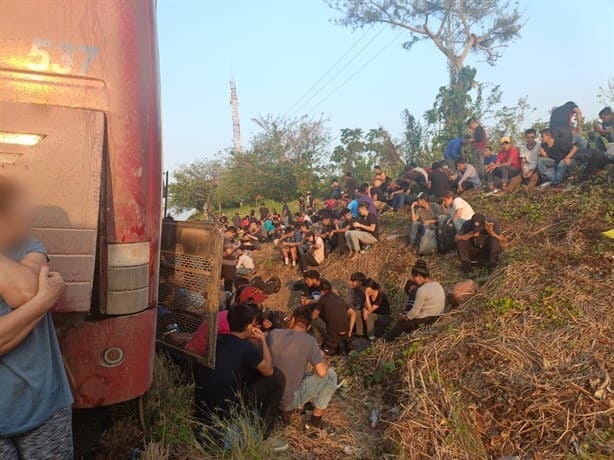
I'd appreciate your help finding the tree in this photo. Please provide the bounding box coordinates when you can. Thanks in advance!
[326,0,523,83]
[332,128,367,173]
[400,109,424,164]
[169,158,222,212]
[492,95,536,143]
[365,126,404,173]
[220,115,330,204]
[597,77,614,106]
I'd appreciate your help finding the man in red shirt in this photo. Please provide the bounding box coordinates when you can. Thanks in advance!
[485,137,521,191]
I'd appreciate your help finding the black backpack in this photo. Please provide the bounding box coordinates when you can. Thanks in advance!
[263,276,282,295]
[436,223,456,254]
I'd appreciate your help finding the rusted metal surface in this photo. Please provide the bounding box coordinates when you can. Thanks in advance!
[57,309,156,408]
[158,221,223,369]
[0,0,162,407]
[0,102,103,312]
[0,0,163,310]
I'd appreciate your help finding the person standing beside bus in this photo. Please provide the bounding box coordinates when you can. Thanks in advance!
[0,177,72,459]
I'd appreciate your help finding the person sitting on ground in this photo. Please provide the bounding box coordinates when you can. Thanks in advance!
[268,307,338,432]
[345,203,379,260]
[300,270,327,310]
[443,135,472,170]
[361,278,392,339]
[538,128,579,186]
[0,177,72,459]
[236,249,255,276]
[507,128,540,193]
[388,180,412,212]
[318,213,338,254]
[467,118,488,176]
[239,286,281,333]
[483,146,497,168]
[594,106,614,150]
[312,280,356,354]
[484,137,521,192]
[329,208,353,255]
[455,157,482,192]
[370,178,387,213]
[455,213,504,274]
[222,226,240,292]
[373,165,386,182]
[348,272,366,337]
[194,303,287,451]
[428,161,452,199]
[383,260,445,342]
[330,179,343,200]
[440,191,475,232]
[259,203,270,221]
[298,231,325,272]
[279,227,299,267]
[356,184,378,215]
[409,192,438,250]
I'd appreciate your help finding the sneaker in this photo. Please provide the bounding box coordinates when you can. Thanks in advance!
[264,436,289,452]
[539,181,552,188]
[360,245,371,254]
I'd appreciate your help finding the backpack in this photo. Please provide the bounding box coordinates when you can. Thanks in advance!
[263,276,282,295]
[436,223,456,254]
[417,228,438,256]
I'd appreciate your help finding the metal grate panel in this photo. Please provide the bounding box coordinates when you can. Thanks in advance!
[156,221,223,368]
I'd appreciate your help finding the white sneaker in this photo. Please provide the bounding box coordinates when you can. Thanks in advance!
[539,181,552,188]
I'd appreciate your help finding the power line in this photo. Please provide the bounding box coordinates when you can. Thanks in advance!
[283,25,375,118]
[305,31,404,116]
[289,26,387,118]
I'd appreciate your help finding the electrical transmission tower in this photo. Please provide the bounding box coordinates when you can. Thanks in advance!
[229,79,242,153]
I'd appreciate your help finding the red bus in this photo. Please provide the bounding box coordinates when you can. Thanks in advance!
[0,0,162,407]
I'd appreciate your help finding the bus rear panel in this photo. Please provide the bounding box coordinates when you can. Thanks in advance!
[0,0,162,407]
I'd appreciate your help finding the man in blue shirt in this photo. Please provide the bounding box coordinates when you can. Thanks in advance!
[0,177,72,459]
[443,135,471,169]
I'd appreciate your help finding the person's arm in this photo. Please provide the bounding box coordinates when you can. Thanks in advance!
[0,252,47,308]
[574,108,583,133]
[0,266,65,356]
[410,202,419,222]
[563,145,578,165]
[347,308,356,337]
[404,286,424,320]
[455,230,478,242]
[251,328,274,377]
[485,221,505,243]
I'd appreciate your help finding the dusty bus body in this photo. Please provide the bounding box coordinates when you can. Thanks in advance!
[0,0,162,407]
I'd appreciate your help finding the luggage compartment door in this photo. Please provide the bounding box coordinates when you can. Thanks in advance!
[0,102,103,312]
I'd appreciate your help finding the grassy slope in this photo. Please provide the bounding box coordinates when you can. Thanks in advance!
[103,173,613,460]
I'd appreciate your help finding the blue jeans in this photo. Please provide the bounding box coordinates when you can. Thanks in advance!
[409,221,424,247]
[391,193,411,210]
[287,368,338,411]
[538,157,575,184]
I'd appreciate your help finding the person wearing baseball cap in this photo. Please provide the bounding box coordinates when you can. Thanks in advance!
[238,286,268,306]
[484,136,521,192]
[454,213,505,274]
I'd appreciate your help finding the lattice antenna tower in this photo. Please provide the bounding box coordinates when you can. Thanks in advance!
[229,78,242,153]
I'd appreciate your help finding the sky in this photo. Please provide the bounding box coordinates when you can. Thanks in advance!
[158,0,614,171]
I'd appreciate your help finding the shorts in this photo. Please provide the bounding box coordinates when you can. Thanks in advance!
[0,406,73,460]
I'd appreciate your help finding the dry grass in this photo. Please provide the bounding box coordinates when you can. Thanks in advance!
[102,174,613,459]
